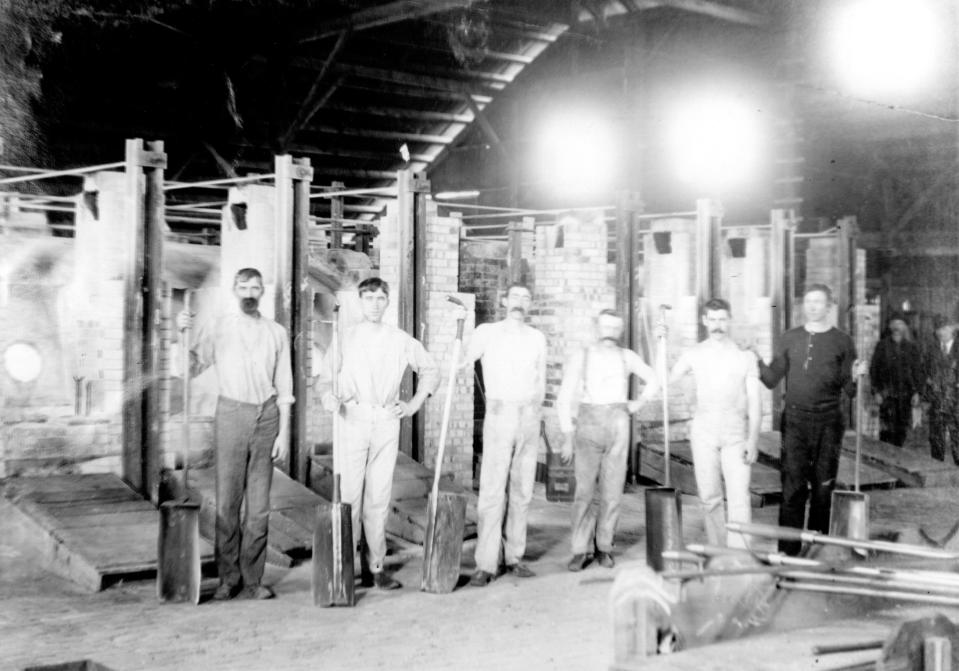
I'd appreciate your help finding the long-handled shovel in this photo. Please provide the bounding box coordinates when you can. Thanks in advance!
[829,316,870,542]
[422,296,468,594]
[645,304,684,572]
[157,290,201,605]
[313,300,356,607]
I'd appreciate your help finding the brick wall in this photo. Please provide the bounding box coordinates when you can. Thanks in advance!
[531,213,617,446]
[374,200,476,487]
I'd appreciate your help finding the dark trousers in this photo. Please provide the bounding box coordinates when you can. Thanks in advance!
[929,406,959,464]
[878,395,912,447]
[214,395,278,588]
[778,408,844,555]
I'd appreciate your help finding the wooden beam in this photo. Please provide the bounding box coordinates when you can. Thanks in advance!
[299,0,473,44]
[274,155,295,333]
[280,30,351,149]
[329,181,345,248]
[143,140,166,505]
[290,157,313,484]
[306,124,459,145]
[325,102,474,125]
[462,95,508,161]
[352,34,536,64]
[329,62,506,94]
[340,79,493,104]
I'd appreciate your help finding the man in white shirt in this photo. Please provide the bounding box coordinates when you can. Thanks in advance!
[463,284,547,586]
[668,298,761,548]
[556,309,658,571]
[321,277,439,590]
[179,267,293,600]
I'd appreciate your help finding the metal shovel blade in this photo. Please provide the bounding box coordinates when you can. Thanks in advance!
[829,490,870,542]
[646,487,684,572]
[422,490,467,594]
[312,499,355,607]
[157,499,201,605]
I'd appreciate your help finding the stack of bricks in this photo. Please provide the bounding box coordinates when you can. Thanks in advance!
[377,201,476,487]
[458,235,508,325]
[531,213,616,444]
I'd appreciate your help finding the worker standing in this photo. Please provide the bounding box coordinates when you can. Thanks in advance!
[463,283,547,586]
[667,299,760,549]
[178,267,293,600]
[556,309,658,571]
[753,284,864,556]
[320,277,440,590]
[868,314,922,447]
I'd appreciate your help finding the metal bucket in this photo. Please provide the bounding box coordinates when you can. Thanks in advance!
[829,489,870,541]
[646,487,684,572]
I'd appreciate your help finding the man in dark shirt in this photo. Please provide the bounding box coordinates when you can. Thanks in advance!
[755,284,862,555]
[869,315,922,447]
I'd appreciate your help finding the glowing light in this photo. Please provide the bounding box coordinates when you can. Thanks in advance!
[667,95,763,188]
[4,342,42,383]
[534,112,617,197]
[434,190,480,200]
[829,0,939,97]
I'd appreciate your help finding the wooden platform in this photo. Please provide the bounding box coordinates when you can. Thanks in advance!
[638,440,784,507]
[638,430,900,507]
[840,432,959,488]
[187,467,326,568]
[2,473,214,592]
[311,452,478,544]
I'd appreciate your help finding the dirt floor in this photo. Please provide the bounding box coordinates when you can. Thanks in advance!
[4,477,958,671]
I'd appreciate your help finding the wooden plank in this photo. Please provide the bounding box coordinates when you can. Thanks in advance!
[3,473,124,496]
[43,500,156,519]
[51,509,161,529]
[27,489,141,505]
[840,433,959,488]
[757,432,899,491]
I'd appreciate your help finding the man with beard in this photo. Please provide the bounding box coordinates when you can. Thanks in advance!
[178,267,293,600]
[556,309,658,571]
[754,284,863,555]
[869,315,922,447]
[320,277,439,590]
[463,283,547,586]
[666,299,760,548]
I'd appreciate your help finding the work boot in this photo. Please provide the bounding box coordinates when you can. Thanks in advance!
[470,570,494,587]
[505,563,535,578]
[212,582,241,601]
[595,551,615,569]
[373,572,402,590]
[567,554,589,572]
[239,585,275,600]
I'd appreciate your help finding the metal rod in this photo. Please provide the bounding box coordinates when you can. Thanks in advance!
[659,304,672,488]
[0,161,125,185]
[780,581,959,607]
[854,315,870,492]
[0,192,78,202]
[460,205,615,221]
[781,571,959,596]
[165,200,227,211]
[635,210,697,220]
[813,640,885,656]
[727,522,959,560]
[309,186,396,199]
[164,173,276,191]
[15,204,76,213]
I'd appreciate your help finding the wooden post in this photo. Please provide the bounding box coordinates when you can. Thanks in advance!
[769,208,790,430]
[274,155,294,333]
[291,157,314,483]
[616,190,642,482]
[330,181,344,249]
[695,199,723,339]
[837,215,857,334]
[507,221,523,285]
[122,138,167,501]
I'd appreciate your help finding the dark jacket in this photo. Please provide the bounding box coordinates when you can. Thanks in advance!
[923,339,959,411]
[869,337,922,399]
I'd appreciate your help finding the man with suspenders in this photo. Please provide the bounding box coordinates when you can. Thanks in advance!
[557,309,658,571]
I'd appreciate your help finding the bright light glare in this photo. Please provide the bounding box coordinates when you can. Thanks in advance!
[667,96,762,188]
[4,342,42,383]
[535,113,616,197]
[830,0,939,96]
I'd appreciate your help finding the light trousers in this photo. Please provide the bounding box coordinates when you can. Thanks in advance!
[337,405,400,573]
[689,412,752,549]
[474,400,540,574]
[570,404,630,554]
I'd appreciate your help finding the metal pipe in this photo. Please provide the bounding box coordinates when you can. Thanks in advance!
[0,161,126,185]
[727,522,959,560]
[635,210,697,220]
[309,186,396,199]
[164,173,276,191]
[781,571,959,596]
[780,581,959,607]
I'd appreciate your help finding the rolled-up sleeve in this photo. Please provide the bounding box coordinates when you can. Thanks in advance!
[407,337,440,396]
[273,327,295,405]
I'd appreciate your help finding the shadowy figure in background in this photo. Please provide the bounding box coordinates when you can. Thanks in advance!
[923,316,959,464]
[869,314,922,447]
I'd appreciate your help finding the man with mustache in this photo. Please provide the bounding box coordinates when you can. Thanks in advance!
[462,283,547,586]
[556,309,658,571]
[666,298,761,548]
[321,277,439,590]
[754,284,863,555]
[178,267,293,600]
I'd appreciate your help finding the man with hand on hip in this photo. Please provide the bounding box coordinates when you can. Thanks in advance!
[320,277,439,590]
